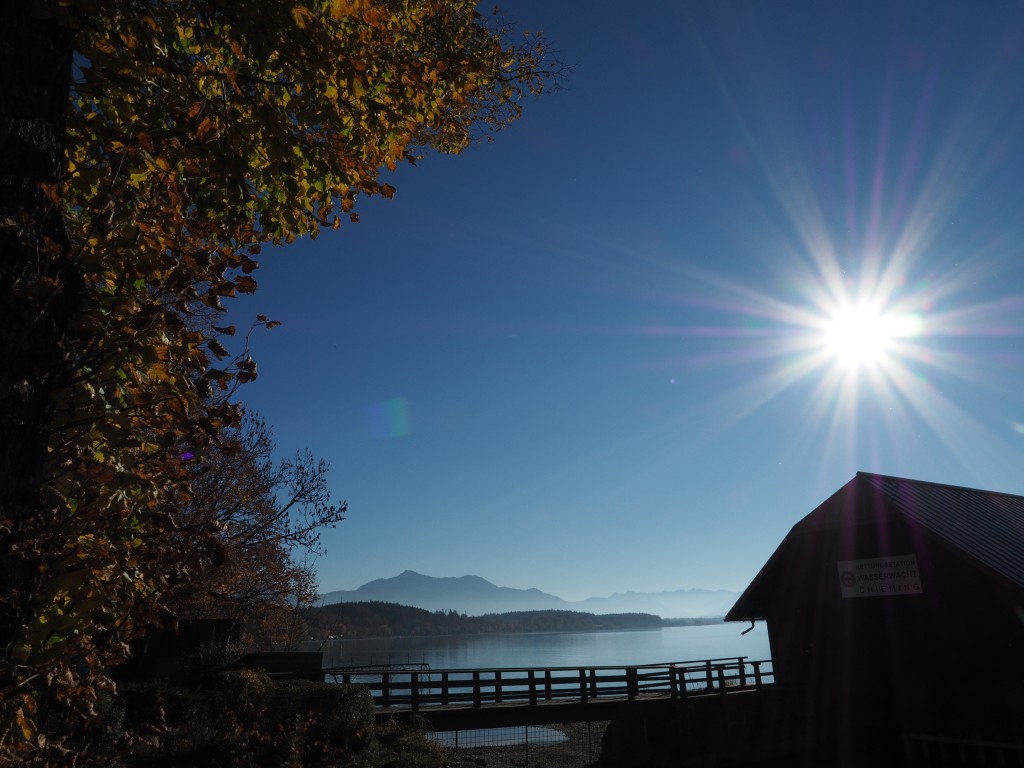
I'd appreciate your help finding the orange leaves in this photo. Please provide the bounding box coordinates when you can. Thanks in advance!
[15,706,35,742]
[168,411,345,646]
[291,4,314,30]
[329,0,376,23]
[8,3,562,749]
[240,253,260,273]
[362,6,385,27]
[195,117,220,143]
[2,2,563,760]
[207,338,230,360]
[236,356,258,383]
[234,276,258,294]
[256,314,282,330]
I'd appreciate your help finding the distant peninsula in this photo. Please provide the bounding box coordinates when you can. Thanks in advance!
[303,601,722,639]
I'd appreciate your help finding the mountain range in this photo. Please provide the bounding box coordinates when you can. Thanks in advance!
[318,571,739,619]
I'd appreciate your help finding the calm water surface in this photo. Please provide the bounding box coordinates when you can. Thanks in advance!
[322,622,770,670]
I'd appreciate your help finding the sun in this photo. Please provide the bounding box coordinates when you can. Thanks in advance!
[822,303,921,369]
[823,304,892,368]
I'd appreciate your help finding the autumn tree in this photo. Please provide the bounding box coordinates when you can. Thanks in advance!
[170,410,346,648]
[0,0,564,761]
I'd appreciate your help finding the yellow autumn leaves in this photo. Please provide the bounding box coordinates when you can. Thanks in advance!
[3,0,562,761]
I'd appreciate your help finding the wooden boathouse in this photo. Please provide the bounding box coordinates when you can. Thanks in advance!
[726,472,1024,763]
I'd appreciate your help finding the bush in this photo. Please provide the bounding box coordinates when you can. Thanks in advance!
[113,670,434,767]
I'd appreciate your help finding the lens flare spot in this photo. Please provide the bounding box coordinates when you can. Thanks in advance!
[366,397,411,439]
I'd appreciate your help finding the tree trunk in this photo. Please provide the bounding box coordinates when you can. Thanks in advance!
[0,1,78,671]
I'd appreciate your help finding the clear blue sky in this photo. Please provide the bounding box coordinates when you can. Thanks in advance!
[231,1,1024,601]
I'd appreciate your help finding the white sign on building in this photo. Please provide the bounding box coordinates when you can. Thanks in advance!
[837,554,922,598]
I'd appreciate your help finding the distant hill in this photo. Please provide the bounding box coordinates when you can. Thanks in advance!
[318,570,569,616]
[572,589,739,619]
[318,571,738,618]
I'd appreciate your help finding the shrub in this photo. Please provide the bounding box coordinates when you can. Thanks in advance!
[112,671,443,767]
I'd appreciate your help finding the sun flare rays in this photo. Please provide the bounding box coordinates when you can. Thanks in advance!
[630,97,1024,480]
[642,249,1024,484]
[625,8,1024,482]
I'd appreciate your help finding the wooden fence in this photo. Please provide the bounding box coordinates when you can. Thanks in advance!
[325,657,773,711]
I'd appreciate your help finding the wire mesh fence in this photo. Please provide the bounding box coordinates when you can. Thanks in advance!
[430,721,607,768]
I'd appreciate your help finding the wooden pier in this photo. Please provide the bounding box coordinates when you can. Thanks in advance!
[324,656,773,727]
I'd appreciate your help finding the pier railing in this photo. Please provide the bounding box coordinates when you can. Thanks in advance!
[325,657,773,711]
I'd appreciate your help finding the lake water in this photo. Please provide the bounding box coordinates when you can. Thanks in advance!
[320,622,771,671]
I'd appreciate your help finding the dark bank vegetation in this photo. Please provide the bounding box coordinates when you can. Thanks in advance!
[96,670,444,767]
[304,601,719,639]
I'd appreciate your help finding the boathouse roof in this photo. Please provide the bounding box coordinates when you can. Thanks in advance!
[726,471,1024,621]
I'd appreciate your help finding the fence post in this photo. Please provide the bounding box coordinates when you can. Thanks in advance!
[528,670,537,706]
[579,668,588,703]
[441,672,449,705]
[705,660,714,690]
[473,671,481,708]
[381,673,390,709]
[752,661,763,690]
[590,668,598,698]
[495,671,502,704]
[411,672,419,711]
[626,667,638,700]
[669,666,679,698]
[738,657,747,688]
[716,665,727,695]
[545,670,553,700]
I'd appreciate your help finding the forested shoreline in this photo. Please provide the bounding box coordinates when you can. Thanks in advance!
[302,601,721,639]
